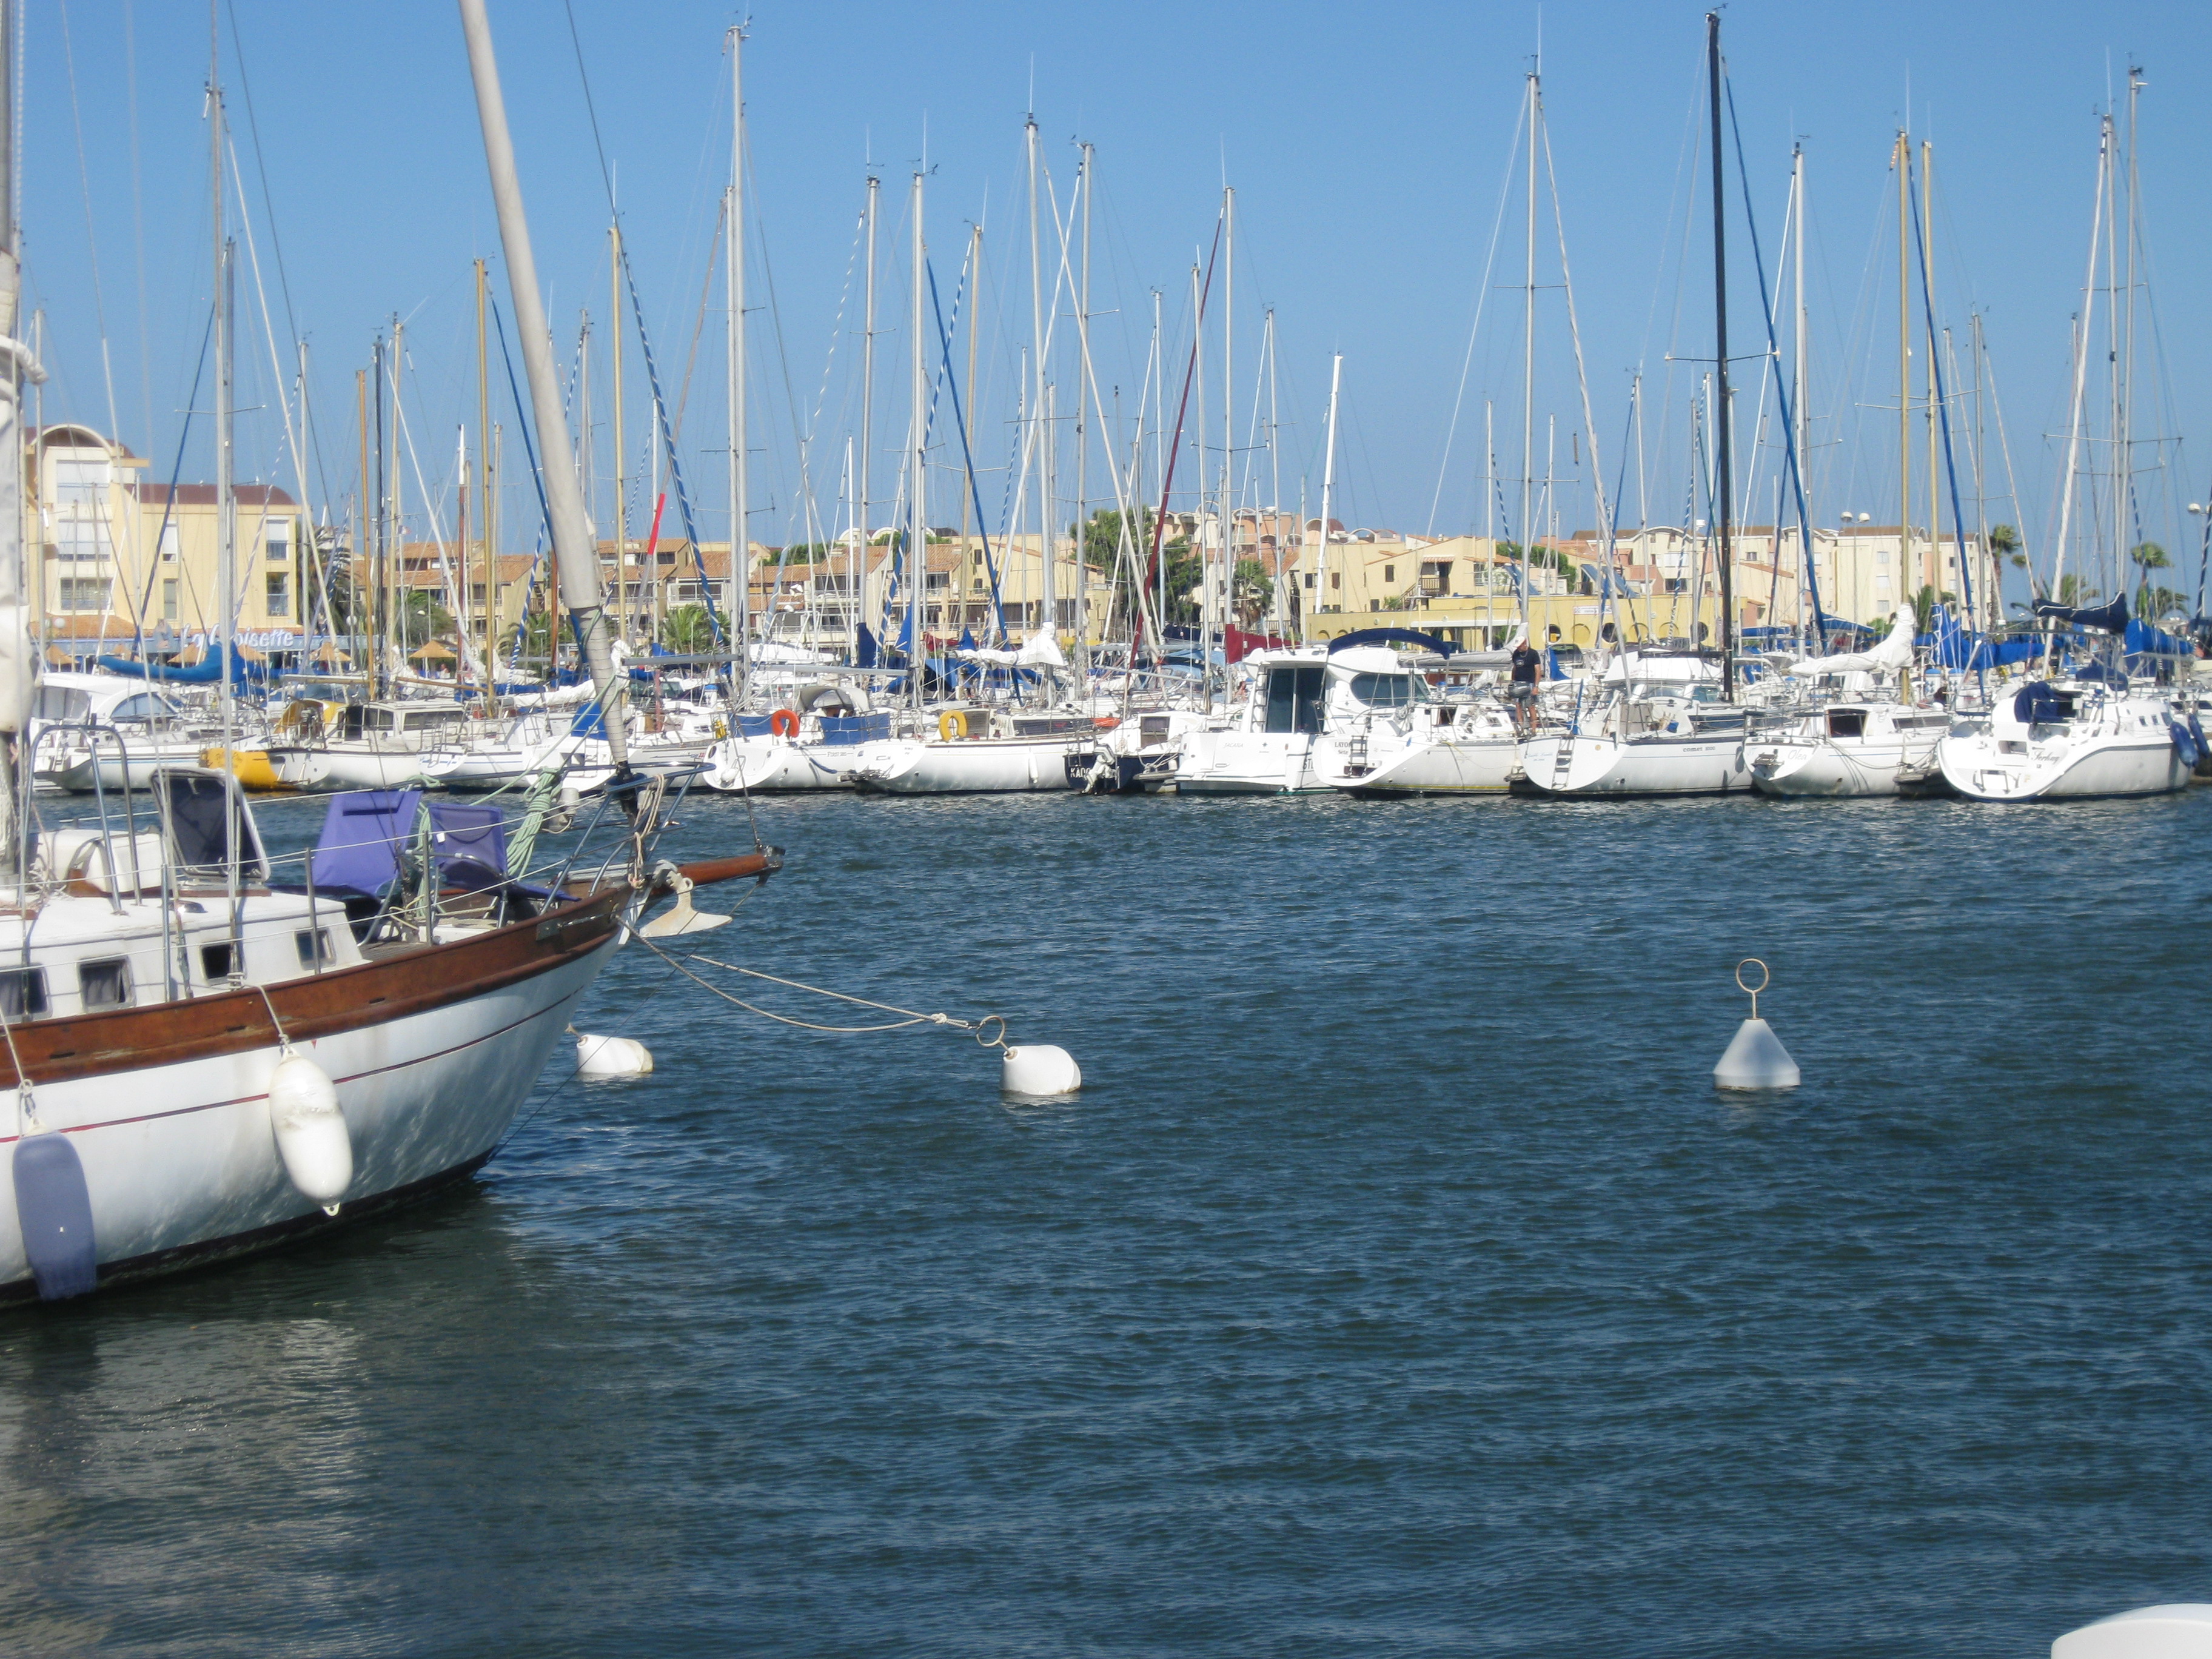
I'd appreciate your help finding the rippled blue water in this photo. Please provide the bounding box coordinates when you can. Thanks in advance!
[2,786,2209,1655]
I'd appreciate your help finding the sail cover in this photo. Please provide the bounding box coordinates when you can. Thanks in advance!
[2033,594,2128,634]
[1786,603,1915,677]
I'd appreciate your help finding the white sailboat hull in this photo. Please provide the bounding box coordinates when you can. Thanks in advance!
[1521,731,1752,797]
[1321,734,1521,795]
[0,920,618,1298]
[1751,736,1937,798]
[702,734,866,792]
[1175,728,1324,796]
[853,736,1078,794]
[1937,728,2190,801]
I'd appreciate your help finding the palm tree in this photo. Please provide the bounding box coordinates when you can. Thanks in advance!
[2130,541,2170,612]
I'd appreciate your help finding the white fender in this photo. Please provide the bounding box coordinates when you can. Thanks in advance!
[267,1052,353,1207]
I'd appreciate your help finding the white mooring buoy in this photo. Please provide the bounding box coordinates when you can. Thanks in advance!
[2053,1604,2212,1659]
[1001,1043,1082,1098]
[1714,958,1800,1091]
[575,1031,655,1078]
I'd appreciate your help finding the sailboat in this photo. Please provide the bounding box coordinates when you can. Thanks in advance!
[2,2,780,1304]
[1748,605,1949,796]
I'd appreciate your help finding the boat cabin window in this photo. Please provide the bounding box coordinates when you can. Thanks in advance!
[34,686,92,723]
[1826,709,1866,739]
[79,957,132,1011]
[162,771,270,884]
[0,967,49,1018]
[108,692,175,723]
[403,708,464,732]
[200,942,236,983]
[1347,672,1421,709]
[296,929,335,969]
[359,707,397,733]
[1262,665,1327,735]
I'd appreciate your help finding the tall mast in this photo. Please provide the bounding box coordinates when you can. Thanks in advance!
[1076,145,1093,684]
[1520,66,1537,645]
[1895,129,1911,614]
[727,25,749,702]
[370,337,385,699]
[0,0,35,854]
[1026,118,1052,648]
[212,68,235,747]
[1792,145,1809,631]
[1221,185,1234,678]
[858,175,876,666]
[908,169,926,722]
[1706,12,1735,698]
[611,223,627,651]
[1923,141,1940,603]
[2049,115,2108,635]
[475,258,495,692]
[457,0,629,774]
[1319,353,1342,630]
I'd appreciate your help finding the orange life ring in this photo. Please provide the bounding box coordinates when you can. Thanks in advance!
[770,708,800,738]
[1092,716,1121,731]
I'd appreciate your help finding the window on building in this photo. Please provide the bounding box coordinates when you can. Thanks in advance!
[53,518,111,563]
[159,522,180,562]
[163,579,179,623]
[58,578,112,613]
[1302,572,1315,589]
[1877,549,1891,566]
[1330,572,1341,591]
[266,571,290,618]
[1382,564,1395,583]
[51,453,110,506]
[266,521,291,561]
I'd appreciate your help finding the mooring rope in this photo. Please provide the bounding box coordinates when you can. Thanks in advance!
[628,933,1006,1045]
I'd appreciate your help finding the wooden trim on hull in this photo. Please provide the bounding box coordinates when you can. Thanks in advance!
[0,1147,497,1307]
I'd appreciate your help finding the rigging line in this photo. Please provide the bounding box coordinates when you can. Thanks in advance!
[558,0,721,645]
[928,258,1007,642]
[129,307,216,653]
[1426,88,1527,538]
[1722,80,1825,645]
[643,940,994,1036]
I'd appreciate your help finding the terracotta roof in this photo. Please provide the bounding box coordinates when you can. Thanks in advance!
[138,483,298,508]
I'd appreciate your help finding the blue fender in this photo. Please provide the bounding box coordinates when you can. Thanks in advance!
[13,1132,98,1300]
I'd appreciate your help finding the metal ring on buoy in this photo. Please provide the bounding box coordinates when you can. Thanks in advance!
[939,709,968,742]
[973,1013,1007,1050]
[769,708,800,738]
[1735,958,1770,996]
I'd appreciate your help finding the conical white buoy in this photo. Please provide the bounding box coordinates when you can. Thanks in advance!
[575,1031,654,1078]
[1714,959,1799,1091]
[1002,1044,1081,1098]
[267,1051,353,1208]
[2053,1604,2212,1659]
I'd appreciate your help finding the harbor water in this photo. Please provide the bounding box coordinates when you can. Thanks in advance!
[2,787,2208,1655]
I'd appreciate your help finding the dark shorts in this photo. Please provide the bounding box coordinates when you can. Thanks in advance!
[1509,683,1536,703]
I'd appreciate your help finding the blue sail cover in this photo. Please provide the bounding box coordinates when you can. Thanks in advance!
[2034,594,2128,634]
[1327,627,1456,656]
[2123,617,2194,659]
[2013,682,2068,725]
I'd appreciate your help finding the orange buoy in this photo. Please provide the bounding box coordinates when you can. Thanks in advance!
[769,708,800,738]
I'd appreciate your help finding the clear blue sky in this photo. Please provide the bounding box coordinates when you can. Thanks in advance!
[21,1,2212,605]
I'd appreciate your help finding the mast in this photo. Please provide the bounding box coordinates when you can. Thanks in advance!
[858,175,876,666]
[370,337,385,699]
[457,0,630,774]
[1520,66,1537,648]
[475,257,497,702]
[1792,144,1809,632]
[1027,116,1049,648]
[1221,186,1234,684]
[1076,145,1093,685]
[1706,12,1735,698]
[908,170,926,723]
[2049,114,2108,648]
[611,223,627,652]
[1923,141,1940,604]
[726,26,749,701]
[1895,129,1911,615]
[1319,353,1342,631]
[0,0,36,865]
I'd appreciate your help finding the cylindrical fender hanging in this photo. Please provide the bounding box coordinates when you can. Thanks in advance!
[13,1130,98,1300]
[268,1052,353,1210]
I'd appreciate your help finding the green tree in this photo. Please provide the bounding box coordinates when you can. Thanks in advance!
[2056,572,2099,607]
[660,603,718,653]
[2130,541,2170,611]
[401,591,454,640]
[1911,583,1959,635]
[1232,557,1273,625]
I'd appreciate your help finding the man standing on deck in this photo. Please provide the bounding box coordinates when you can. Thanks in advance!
[1509,634,1543,732]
